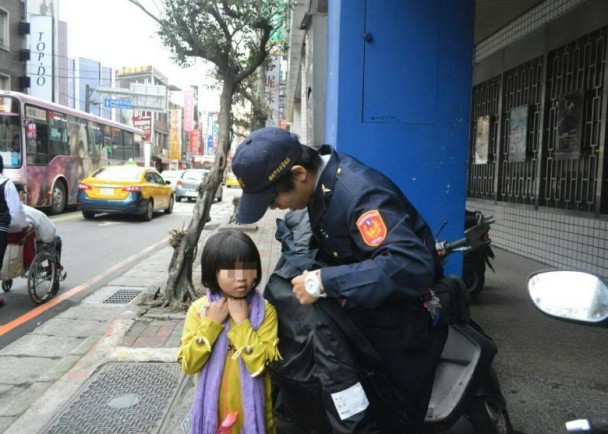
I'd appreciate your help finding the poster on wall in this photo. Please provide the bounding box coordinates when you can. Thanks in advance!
[556,90,583,159]
[474,115,490,164]
[509,105,528,162]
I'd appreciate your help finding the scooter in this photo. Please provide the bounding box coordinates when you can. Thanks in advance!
[527,270,608,433]
[435,210,495,298]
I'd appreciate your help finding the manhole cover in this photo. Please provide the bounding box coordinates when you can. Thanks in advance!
[43,362,181,434]
[103,289,142,304]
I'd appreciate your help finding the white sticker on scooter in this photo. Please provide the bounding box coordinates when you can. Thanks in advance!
[330,382,369,420]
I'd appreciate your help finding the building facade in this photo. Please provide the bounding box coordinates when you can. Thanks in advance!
[115,66,174,170]
[0,0,28,92]
[286,0,608,279]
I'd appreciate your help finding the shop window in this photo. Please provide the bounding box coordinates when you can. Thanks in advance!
[0,74,8,91]
[0,9,8,50]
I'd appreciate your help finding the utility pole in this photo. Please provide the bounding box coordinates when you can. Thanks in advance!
[84,84,99,113]
[85,84,92,113]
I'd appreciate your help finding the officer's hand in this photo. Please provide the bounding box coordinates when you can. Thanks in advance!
[291,274,318,305]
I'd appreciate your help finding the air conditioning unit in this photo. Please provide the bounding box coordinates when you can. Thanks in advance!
[18,77,30,89]
[18,21,30,35]
[19,49,30,61]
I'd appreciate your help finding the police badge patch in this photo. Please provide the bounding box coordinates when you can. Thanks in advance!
[356,210,387,247]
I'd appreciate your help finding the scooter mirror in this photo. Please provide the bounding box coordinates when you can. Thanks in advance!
[527,270,608,323]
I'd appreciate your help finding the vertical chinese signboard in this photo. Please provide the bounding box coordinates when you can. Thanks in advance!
[189,128,200,153]
[170,109,182,162]
[265,56,280,127]
[206,112,215,155]
[183,87,194,133]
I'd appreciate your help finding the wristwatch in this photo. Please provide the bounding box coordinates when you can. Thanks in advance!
[304,270,326,298]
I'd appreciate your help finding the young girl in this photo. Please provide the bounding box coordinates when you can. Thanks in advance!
[177,229,280,434]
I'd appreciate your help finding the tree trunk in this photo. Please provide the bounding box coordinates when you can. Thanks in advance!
[164,75,236,307]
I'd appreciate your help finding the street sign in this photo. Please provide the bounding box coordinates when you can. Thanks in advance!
[103,98,132,109]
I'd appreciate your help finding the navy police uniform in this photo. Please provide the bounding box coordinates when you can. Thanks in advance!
[311,145,448,430]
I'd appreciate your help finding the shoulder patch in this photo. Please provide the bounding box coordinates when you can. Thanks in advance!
[356,210,387,247]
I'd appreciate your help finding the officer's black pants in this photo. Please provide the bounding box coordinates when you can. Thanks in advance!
[348,308,449,433]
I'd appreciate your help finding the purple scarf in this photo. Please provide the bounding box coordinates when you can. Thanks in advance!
[191,290,266,434]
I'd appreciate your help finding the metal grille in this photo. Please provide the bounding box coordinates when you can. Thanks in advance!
[500,56,544,205]
[542,27,605,212]
[103,289,142,304]
[468,26,607,215]
[468,76,501,200]
[44,362,182,434]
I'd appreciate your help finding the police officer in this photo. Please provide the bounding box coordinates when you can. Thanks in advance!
[232,127,448,432]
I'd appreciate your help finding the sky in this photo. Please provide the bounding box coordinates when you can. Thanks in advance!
[57,0,219,110]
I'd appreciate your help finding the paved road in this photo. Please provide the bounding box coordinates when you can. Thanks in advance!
[471,248,608,434]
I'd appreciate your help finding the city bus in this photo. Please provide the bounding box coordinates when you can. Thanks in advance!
[0,91,144,214]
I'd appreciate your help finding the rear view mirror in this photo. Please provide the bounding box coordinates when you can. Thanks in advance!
[527,270,608,323]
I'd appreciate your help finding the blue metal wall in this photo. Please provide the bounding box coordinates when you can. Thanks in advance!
[325,0,474,275]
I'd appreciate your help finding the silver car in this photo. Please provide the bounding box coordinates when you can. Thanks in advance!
[159,170,184,190]
[175,169,222,202]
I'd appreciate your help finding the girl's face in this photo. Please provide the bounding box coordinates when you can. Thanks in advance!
[216,261,257,299]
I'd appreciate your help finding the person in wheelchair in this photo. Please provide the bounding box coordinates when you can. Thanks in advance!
[0,158,27,308]
[12,182,66,281]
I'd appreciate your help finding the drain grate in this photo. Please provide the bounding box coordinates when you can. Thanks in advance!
[103,289,142,304]
[43,362,182,434]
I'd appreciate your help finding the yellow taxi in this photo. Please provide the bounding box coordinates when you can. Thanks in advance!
[225,171,241,188]
[77,165,174,221]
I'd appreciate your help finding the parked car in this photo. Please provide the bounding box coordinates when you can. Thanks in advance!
[77,165,174,221]
[175,169,223,202]
[225,171,241,188]
[160,170,184,190]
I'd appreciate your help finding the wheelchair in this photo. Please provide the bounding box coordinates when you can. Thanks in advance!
[1,228,64,304]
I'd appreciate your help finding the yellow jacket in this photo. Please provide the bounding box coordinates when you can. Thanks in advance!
[177,295,280,434]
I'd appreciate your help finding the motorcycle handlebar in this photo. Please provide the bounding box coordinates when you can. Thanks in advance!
[435,212,495,257]
[442,237,469,253]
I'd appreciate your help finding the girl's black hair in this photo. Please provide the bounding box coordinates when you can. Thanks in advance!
[200,229,262,294]
[273,144,323,194]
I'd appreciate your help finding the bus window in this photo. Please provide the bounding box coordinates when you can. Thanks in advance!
[88,121,104,166]
[49,112,71,158]
[123,131,139,160]
[0,112,22,168]
[24,105,49,166]
[66,115,87,160]
[111,127,122,159]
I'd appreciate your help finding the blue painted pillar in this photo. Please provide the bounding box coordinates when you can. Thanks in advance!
[325,0,474,275]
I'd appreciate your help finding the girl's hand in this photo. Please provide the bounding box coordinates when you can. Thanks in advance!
[203,297,229,324]
[227,297,250,324]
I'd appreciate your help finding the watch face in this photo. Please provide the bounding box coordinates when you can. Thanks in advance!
[305,278,315,291]
[305,275,319,296]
